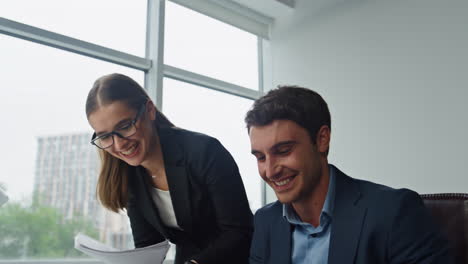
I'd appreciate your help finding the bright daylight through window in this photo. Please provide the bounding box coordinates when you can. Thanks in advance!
[0,0,265,263]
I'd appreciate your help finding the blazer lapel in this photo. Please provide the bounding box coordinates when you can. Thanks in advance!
[328,166,367,264]
[134,166,171,238]
[165,165,193,233]
[270,215,293,264]
[158,127,193,234]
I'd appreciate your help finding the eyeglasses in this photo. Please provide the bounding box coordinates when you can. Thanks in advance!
[90,103,146,149]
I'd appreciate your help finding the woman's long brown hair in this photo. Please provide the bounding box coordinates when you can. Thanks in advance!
[85,73,174,212]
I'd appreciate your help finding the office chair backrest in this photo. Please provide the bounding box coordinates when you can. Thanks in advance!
[421,193,468,264]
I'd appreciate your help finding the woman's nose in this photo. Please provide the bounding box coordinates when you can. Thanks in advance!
[112,134,128,150]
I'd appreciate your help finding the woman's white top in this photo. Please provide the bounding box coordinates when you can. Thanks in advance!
[150,187,182,230]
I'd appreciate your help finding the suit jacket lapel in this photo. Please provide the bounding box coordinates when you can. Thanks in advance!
[134,166,171,238]
[328,166,367,264]
[270,215,293,264]
[158,126,193,234]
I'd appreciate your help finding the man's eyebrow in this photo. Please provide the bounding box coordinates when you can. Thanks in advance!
[271,140,297,150]
[250,140,297,155]
[251,149,262,155]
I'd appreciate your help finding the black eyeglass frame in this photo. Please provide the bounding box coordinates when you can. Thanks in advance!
[90,103,146,149]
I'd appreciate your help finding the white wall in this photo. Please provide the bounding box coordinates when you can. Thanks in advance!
[266,0,468,200]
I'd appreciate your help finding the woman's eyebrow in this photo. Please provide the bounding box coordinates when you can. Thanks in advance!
[113,118,133,129]
[95,130,109,137]
[95,117,133,136]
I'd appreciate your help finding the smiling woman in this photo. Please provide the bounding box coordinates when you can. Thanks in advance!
[86,74,174,208]
[85,73,254,264]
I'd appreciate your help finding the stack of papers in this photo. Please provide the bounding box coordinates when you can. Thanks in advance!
[74,233,170,264]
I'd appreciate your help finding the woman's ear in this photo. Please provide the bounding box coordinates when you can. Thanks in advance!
[146,100,157,121]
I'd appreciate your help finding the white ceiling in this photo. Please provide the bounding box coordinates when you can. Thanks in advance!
[229,0,295,20]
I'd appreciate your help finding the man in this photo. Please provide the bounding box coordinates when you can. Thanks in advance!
[245,86,451,264]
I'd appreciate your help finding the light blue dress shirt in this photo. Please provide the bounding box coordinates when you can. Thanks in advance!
[283,165,336,264]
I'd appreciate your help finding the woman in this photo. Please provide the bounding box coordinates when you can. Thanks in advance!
[85,73,253,264]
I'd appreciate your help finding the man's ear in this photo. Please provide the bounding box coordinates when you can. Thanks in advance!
[316,125,331,154]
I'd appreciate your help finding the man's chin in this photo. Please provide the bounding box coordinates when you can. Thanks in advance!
[275,192,297,204]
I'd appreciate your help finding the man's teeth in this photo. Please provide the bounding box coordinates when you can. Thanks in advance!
[274,178,291,186]
[121,145,136,155]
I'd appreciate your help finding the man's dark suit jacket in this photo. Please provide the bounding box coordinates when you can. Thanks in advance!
[126,126,253,264]
[249,165,452,264]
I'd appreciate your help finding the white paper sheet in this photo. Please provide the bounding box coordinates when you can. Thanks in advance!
[74,233,170,264]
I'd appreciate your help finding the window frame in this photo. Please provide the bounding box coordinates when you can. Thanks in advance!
[0,0,271,210]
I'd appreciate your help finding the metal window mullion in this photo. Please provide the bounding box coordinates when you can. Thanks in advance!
[257,37,267,206]
[257,36,265,94]
[144,0,166,110]
[260,38,272,94]
[163,65,261,100]
[0,17,151,71]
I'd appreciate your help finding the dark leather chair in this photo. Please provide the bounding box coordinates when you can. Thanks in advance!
[420,193,468,264]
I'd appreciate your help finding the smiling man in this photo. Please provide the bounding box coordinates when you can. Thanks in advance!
[245,86,452,264]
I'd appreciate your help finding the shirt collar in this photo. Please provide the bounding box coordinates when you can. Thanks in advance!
[283,164,336,224]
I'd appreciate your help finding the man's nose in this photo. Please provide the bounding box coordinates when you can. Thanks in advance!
[264,157,280,180]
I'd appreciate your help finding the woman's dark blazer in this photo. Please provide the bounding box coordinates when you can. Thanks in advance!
[126,125,253,264]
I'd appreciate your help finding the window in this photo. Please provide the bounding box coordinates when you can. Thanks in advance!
[0,0,269,262]
[165,1,259,89]
[0,0,147,56]
[163,78,261,210]
[0,34,142,259]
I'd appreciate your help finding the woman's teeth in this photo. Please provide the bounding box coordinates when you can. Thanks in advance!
[121,145,136,155]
